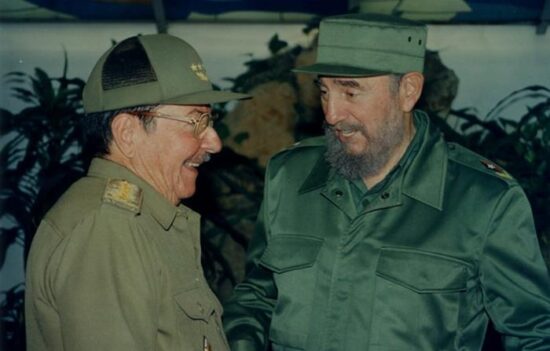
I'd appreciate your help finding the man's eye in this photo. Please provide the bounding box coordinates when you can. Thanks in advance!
[345,91,358,98]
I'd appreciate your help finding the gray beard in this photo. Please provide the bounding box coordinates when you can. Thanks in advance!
[324,117,405,181]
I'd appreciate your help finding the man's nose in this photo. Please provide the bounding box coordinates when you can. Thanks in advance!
[201,127,222,154]
[323,95,346,126]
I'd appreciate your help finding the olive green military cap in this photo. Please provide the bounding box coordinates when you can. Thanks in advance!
[294,13,427,77]
[83,34,249,113]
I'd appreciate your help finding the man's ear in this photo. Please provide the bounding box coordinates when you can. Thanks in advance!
[399,72,424,113]
[110,113,140,158]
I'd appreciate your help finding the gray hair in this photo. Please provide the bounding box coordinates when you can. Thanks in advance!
[82,104,159,157]
[388,73,403,95]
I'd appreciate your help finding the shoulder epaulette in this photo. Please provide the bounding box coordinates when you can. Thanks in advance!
[447,142,516,184]
[102,179,143,213]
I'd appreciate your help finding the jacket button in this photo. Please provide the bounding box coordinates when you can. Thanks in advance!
[334,190,344,198]
[381,192,390,199]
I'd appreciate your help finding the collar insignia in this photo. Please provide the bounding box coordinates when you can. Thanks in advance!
[480,160,513,180]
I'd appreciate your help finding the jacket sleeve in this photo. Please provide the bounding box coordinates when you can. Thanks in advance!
[480,185,550,350]
[54,208,160,351]
[223,177,278,351]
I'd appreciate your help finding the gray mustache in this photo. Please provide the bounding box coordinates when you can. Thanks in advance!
[324,122,363,134]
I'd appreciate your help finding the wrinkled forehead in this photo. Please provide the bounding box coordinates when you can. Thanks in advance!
[155,103,211,114]
[317,75,392,89]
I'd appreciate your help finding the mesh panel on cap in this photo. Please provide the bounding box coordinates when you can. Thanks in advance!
[102,37,158,91]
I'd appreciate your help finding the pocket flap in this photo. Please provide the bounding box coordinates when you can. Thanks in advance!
[260,235,323,273]
[376,247,468,293]
[174,288,215,320]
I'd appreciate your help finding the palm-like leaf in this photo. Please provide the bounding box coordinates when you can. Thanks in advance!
[0,57,88,270]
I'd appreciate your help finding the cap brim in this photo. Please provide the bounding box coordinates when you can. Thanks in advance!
[293,63,391,77]
[164,89,251,105]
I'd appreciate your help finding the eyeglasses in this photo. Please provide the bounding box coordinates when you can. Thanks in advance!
[138,111,217,137]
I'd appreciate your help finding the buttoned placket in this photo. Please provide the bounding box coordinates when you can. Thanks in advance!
[174,208,203,285]
[314,121,421,349]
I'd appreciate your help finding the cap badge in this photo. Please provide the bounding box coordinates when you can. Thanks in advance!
[103,179,143,213]
[191,63,209,81]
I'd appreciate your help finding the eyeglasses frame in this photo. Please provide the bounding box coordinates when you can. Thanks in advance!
[136,111,217,137]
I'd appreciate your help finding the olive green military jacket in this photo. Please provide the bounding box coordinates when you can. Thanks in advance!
[26,158,228,351]
[223,111,550,350]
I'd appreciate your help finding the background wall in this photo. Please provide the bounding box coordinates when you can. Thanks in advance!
[2,22,549,115]
[1,21,549,291]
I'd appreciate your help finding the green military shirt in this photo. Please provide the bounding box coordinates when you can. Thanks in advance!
[26,158,228,351]
[223,111,550,350]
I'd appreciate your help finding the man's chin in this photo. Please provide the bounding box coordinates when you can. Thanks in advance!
[177,187,196,200]
[341,143,367,157]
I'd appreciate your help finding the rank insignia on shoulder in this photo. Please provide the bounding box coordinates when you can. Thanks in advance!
[480,160,513,180]
[103,179,143,213]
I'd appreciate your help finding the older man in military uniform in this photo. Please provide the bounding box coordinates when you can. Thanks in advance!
[25,34,248,351]
[223,14,550,350]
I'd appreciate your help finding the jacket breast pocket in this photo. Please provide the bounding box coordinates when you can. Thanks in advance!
[370,247,470,350]
[259,234,323,273]
[259,234,323,349]
[174,287,227,350]
[175,287,217,321]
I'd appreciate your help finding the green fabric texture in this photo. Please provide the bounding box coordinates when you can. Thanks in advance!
[223,111,550,350]
[83,34,249,113]
[25,158,229,351]
[294,14,427,77]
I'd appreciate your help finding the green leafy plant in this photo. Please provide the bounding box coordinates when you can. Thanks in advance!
[0,283,25,350]
[0,56,88,265]
[0,56,88,350]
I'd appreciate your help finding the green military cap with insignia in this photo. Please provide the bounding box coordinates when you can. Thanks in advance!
[294,13,427,77]
[83,34,250,113]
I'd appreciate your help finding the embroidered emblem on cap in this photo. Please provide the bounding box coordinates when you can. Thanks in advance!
[103,179,143,213]
[480,160,513,180]
[191,63,209,81]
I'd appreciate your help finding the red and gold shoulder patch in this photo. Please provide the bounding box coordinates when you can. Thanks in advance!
[480,160,513,180]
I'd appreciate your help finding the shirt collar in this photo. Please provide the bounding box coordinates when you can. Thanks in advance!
[88,158,183,229]
[400,111,447,210]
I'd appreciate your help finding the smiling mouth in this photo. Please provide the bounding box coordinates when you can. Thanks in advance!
[328,122,361,138]
[183,153,211,168]
[333,126,361,140]
[337,129,357,137]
